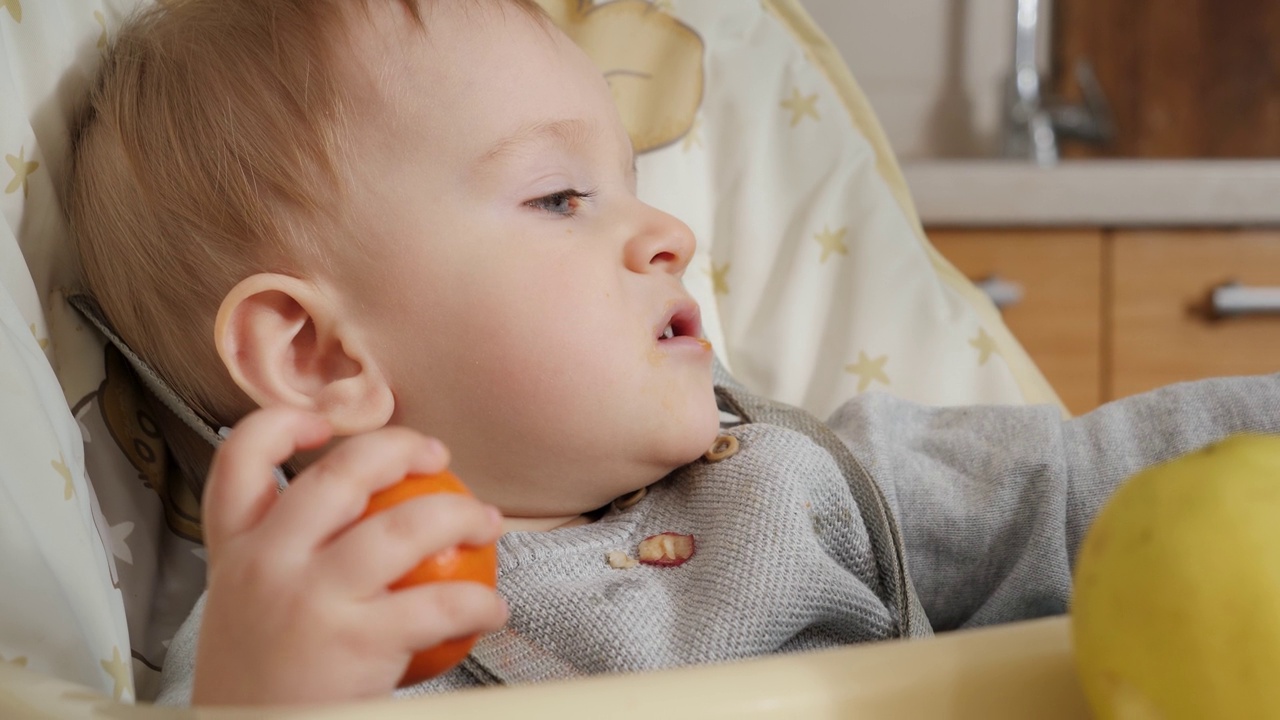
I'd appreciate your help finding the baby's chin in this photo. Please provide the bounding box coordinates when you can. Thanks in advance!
[564,443,720,518]
[508,399,722,522]
[635,409,723,483]
[682,390,727,456]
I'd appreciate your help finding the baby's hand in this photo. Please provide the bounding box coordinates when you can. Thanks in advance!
[192,408,508,706]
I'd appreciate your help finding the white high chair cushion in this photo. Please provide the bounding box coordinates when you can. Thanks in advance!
[1,0,207,705]
[0,278,133,701]
[0,0,1058,716]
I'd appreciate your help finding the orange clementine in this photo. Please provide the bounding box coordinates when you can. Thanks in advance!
[360,471,499,686]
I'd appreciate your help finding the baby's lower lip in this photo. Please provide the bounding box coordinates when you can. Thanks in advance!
[658,336,713,352]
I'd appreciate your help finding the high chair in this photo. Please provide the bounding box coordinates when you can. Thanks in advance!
[0,1,1088,716]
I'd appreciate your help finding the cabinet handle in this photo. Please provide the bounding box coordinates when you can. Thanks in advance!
[975,275,1025,310]
[1211,282,1280,318]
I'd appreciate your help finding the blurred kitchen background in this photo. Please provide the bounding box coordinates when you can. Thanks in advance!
[806,0,1280,417]
[806,0,1280,160]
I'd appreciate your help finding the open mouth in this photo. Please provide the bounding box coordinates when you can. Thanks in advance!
[656,302,703,343]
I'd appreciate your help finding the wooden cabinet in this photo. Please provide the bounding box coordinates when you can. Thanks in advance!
[929,228,1280,415]
[930,230,1104,416]
[1111,230,1280,398]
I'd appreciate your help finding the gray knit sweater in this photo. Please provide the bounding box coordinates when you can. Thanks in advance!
[157,373,1280,703]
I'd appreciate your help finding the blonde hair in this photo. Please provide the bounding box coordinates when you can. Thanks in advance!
[67,0,545,430]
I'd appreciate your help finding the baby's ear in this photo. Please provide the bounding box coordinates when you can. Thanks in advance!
[215,274,394,435]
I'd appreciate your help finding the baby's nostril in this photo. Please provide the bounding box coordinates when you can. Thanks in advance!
[651,250,679,266]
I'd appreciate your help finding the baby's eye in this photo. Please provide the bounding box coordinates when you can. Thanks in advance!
[526,188,595,216]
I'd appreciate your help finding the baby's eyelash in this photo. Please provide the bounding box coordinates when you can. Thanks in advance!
[526,188,596,216]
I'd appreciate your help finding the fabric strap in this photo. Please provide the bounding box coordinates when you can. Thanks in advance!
[67,293,224,449]
[711,382,933,641]
[713,352,929,638]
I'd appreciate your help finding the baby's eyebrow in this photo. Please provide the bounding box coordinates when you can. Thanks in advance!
[477,118,594,168]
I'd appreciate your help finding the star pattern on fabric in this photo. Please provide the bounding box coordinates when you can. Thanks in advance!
[109,521,135,565]
[5,147,38,197]
[1,655,27,668]
[100,646,131,702]
[969,327,1000,366]
[780,87,819,127]
[814,225,848,263]
[682,115,703,152]
[51,454,74,500]
[1,0,20,22]
[844,351,890,392]
[28,324,48,350]
[94,11,108,48]
[707,261,730,295]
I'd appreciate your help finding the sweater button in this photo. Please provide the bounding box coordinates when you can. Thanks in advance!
[611,486,648,511]
[703,434,739,462]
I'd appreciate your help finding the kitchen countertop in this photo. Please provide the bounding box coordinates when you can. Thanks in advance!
[902,160,1280,228]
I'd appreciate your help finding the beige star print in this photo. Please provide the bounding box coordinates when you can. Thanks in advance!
[29,324,48,350]
[51,453,73,500]
[707,261,730,295]
[969,327,1000,366]
[814,225,848,263]
[5,147,39,197]
[99,646,132,702]
[780,87,819,126]
[1,0,20,22]
[844,351,890,392]
[95,11,108,48]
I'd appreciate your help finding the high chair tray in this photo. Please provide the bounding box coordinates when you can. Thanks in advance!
[1,616,1089,719]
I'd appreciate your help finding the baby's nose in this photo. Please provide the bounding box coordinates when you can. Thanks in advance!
[624,204,696,276]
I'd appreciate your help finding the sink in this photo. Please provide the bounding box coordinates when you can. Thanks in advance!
[799,0,1280,227]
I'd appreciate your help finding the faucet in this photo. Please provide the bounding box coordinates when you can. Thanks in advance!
[1002,0,1114,165]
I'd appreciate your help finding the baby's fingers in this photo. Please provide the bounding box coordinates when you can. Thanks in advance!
[203,408,332,552]
[316,494,502,598]
[258,428,451,555]
[372,581,508,657]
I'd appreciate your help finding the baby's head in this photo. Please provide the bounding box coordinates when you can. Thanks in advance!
[68,0,719,523]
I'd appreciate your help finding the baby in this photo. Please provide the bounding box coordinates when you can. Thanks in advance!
[66,0,1280,709]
